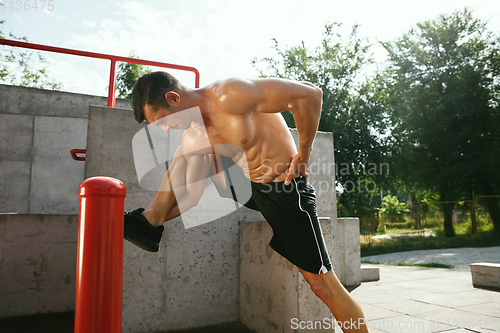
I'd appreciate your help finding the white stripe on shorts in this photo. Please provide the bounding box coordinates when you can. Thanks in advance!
[293,178,328,275]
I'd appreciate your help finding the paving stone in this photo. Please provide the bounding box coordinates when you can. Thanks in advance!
[410,292,491,309]
[415,308,500,333]
[366,314,452,333]
[358,302,404,320]
[375,299,450,316]
[456,302,500,319]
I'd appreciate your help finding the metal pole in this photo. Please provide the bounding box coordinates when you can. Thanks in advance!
[108,58,117,108]
[75,177,126,333]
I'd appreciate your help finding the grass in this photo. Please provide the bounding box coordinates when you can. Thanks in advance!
[361,260,454,269]
[361,229,500,257]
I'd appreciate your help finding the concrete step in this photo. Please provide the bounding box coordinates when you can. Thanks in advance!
[361,264,380,282]
[471,262,500,291]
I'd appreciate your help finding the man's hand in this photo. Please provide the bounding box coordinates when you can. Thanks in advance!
[285,150,311,185]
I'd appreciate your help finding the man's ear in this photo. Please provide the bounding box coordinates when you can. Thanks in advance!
[165,91,181,105]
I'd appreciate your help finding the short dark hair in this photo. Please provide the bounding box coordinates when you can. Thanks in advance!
[131,71,184,123]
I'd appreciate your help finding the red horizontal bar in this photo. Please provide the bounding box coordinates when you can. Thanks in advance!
[0,38,200,88]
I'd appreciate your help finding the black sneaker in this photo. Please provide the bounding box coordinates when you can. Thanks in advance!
[124,208,164,252]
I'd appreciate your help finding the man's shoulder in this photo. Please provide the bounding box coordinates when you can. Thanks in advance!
[211,78,260,114]
[212,78,256,95]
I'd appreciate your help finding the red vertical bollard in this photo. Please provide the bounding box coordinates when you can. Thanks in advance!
[75,177,126,333]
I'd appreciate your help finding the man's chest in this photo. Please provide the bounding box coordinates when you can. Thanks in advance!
[206,113,257,148]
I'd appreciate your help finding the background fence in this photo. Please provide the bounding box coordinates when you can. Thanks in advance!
[360,195,498,244]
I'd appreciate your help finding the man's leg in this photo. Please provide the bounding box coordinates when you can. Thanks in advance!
[299,268,369,333]
[142,153,217,226]
[124,153,201,252]
[125,152,218,251]
[142,155,188,226]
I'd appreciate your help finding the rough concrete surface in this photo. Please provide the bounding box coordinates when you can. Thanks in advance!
[0,214,78,318]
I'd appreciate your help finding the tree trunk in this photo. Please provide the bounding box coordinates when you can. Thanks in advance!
[440,187,456,237]
[483,182,500,233]
[409,192,421,230]
[442,202,455,237]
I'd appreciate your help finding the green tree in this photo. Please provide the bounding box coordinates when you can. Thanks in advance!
[380,195,410,221]
[116,52,151,99]
[253,23,391,217]
[0,20,62,90]
[382,9,500,236]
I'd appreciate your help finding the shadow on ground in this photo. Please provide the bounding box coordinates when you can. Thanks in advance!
[0,312,257,333]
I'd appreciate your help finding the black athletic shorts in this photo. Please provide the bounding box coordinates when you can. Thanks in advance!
[214,156,332,274]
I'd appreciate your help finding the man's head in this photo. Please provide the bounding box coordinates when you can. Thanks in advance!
[131,71,185,124]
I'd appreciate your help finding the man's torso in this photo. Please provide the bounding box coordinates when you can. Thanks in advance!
[209,80,299,183]
[182,102,298,183]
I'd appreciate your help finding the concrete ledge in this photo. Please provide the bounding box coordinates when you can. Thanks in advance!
[471,263,500,291]
[361,265,380,282]
[240,218,334,333]
[337,218,361,287]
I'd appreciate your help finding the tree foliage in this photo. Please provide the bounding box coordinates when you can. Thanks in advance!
[382,9,500,235]
[116,52,151,99]
[253,23,392,217]
[380,195,410,217]
[0,20,62,90]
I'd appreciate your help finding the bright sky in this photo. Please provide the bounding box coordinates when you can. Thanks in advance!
[2,0,499,96]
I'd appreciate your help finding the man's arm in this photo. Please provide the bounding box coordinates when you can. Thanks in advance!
[214,78,323,184]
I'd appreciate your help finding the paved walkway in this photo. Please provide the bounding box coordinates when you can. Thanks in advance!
[349,247,500,333]
[362,246,500,271]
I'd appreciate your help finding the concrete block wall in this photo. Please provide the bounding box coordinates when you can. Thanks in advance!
[0,84,133,319]
[0,213,78,318]
[0,88,364,332]
[0,84,131,215]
